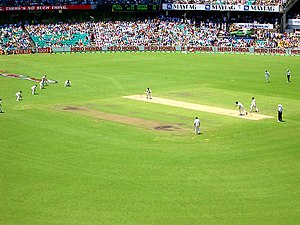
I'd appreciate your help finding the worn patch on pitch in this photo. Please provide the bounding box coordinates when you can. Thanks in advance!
[59,106,187,131]
[123,95,273,121]
[63,106,84,111]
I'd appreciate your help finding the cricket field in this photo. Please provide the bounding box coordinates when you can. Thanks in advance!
[0,52,299,225]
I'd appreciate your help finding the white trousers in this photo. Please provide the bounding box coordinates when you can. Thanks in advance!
[195,126,200,134]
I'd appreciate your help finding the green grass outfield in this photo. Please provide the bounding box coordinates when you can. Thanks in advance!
[0,52,299,225]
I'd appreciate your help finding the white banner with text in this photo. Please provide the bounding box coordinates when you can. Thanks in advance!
[162,4,280,12]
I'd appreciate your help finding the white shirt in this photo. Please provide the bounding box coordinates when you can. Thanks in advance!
[265,71,270,77]
[236,102,243,108]
[278,105,283,112]
[194,118,200,127]
[251,99,256,106]
[16,92,21,97]
[31,85,37,90]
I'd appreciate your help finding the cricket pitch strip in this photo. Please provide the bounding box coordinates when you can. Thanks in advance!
[123,95,273,121]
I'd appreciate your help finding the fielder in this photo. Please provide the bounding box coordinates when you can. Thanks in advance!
[0,98,3,113]
[31,84,37,95]
[16,91,22,101]
[146,88,152,99]
[193,117,201,135]
[265,70,270,83]
[277,104,283,122]
[39,80,44,89]
[250,97,259,113]
[286,69,291,82]
[41,75,47,86]
[64,80,71,87]
[235,101,248,116]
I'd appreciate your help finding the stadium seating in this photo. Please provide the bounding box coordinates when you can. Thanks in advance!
[1,20,299,50]
[25,23,91,47]
[0,25,32,50]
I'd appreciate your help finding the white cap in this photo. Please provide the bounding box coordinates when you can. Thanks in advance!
[278,104,282,107]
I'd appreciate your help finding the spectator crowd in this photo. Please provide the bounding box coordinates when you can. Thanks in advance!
[0,25,32,50]
[1,19,299,52]
[25,23,92,47]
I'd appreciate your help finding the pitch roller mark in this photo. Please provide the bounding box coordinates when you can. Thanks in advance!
[123,95,274,121]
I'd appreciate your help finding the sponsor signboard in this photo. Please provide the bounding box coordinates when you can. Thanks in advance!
[287,19,300,26]
[162,4,280,12]
[2,46,300,55]
[291,49,300,55]
[37,47,52,53]
[69,46,300,55]
[164,4,204,10]
[8,49,33,54]
[71,46,103,52]
[68,46,300,55]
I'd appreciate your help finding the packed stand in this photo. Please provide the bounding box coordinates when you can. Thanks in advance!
[0,25,33,51]
[255,30,300,48]
[25,23,93,47]
[2,20,300,50]
[90,19,299,48]
[92,19,224,47]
